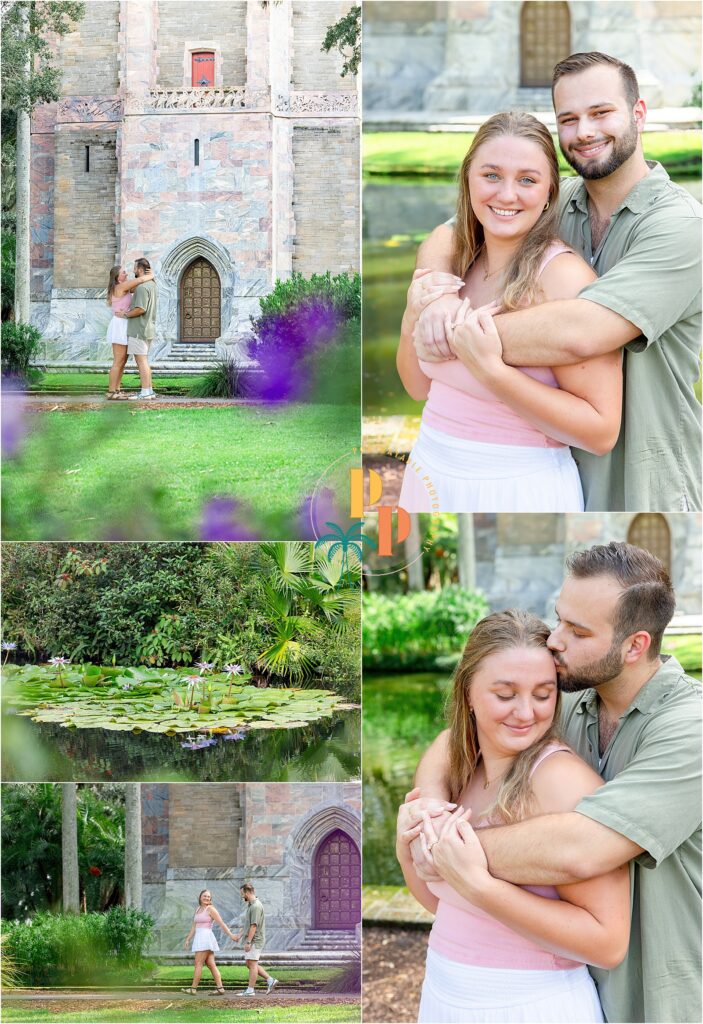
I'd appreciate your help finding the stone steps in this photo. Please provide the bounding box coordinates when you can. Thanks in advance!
[296,930,358,950]
[168,343,218,362]
[157,950,356,966]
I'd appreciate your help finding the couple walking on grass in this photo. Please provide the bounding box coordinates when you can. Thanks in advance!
[106,258,157,401]
[182,883,278,998]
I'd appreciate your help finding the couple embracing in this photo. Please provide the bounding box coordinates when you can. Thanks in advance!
[397,541,701,1024]
[397,51,701,512]
[106,258,157,401]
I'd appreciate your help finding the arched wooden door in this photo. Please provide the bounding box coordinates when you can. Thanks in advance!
[520,2,571,87]
[179,257,221,343]
[313,829,361,929]
[627,514,671,571]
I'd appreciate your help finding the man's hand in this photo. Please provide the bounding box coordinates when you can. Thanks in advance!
[115,311,125,319]
[399,787,455,882]
[414,292,464,361]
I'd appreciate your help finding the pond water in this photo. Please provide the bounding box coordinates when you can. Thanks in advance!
[363,671,450,885]
[363,176,702,418]
[1,709,360,783]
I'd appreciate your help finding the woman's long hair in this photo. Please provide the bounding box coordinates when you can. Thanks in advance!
[452,112,561,310]
[107,265,121,306]
[446,609,562,823]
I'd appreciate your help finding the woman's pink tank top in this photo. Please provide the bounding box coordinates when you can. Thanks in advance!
[194,907,213,928]
[427,742,582,970]
[111,291,132,314]
[419,243,575,448]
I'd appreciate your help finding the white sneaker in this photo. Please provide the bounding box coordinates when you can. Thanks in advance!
[128,390,155,401]
[267,977,278,993]
[243,988,256,996]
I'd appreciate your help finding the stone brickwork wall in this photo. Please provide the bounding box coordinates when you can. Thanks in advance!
[292,2,356,91]
[291,122,359,275]
[168,785,242,868]
[57,0,119,96]
[53,129,117,289]
[473,513,702,619]
[156,1,247,88]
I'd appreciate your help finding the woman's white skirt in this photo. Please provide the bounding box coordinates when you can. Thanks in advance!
[418,947,604,1024]
[106,315,128,345]
[191,928,219,953]
[399,423,584,513]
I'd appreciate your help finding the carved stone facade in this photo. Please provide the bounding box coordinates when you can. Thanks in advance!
[30,1,359,368]
[141,783,362,955]
[364,1,701,114]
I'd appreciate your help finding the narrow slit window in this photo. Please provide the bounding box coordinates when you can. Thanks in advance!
[194,139,200,166]
[85,145,90,172]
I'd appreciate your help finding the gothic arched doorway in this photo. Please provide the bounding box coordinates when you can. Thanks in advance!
[179,257,221,343]
[520,2,570,88]
[313,829,361,929]
[627,514,671,571]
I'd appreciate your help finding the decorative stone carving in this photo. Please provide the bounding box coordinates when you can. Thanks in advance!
[146,88,268,110]
[278,91,359,114]
[58,97,122,123]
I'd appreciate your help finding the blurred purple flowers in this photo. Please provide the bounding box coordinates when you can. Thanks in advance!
[2,377,28,458]
[199,497,261,542]
[246,297,344,403]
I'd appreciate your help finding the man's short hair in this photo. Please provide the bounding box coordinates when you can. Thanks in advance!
[135,258,151,273]
[240,883,255,895]
[552,52,640,109]
[565,541,675,658]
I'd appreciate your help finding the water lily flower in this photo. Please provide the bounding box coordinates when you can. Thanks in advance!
[195,661,214,674]
[224,664,244,675]
[1,641,17,651]
[48,656,70,687]
[223,730,247,741]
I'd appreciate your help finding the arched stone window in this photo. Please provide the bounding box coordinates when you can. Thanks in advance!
[520,2,571,88]
[627,514,671,571]
[179,257,221,342]
[192,50,215,87]
[313,829,361,930]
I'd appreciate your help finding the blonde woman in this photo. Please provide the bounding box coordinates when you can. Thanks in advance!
[105,264,154,399]
[396,611,630,1023]
[182,888,237,996]
[396,113,622,512]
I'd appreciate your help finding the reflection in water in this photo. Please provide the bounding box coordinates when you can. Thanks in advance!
[363,672,450,885]
[2,710,360,783]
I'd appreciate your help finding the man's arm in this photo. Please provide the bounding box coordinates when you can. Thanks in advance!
[119,305,145,319]
[478,811,643,886]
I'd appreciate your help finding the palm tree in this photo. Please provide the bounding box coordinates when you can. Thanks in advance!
[124,785,142,910]
[61,783,79,913]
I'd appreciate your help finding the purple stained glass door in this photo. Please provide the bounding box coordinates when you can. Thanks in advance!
[313,829,361,929]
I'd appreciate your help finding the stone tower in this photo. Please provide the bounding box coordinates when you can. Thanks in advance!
[30,1,359,369]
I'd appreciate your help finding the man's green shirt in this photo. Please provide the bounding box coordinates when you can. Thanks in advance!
[243,897,266,950]
[557,164,702,512]
[127,280,157,342]
[561,657,702,1023]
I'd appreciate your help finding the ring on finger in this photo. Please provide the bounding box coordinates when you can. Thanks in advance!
[428,840,438,852]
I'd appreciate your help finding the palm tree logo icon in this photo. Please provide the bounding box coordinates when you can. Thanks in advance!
[315,521,376,579]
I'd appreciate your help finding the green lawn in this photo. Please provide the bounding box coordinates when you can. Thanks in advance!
[151,965,337,986]
[661,633,702,673]
[2,404,359,540]
[29,373,200,396]
[363,130,702,178]
[0,1002,360,1023]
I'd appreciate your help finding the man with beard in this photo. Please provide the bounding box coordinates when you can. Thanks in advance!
[400,541,701,1023]
[407,52,701,511]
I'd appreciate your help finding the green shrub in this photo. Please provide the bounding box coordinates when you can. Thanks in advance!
[363,586,489,671]
[189,357,252,398]
[1,231,15,320]
[1,907,154,986]
[137,613,196,666]
[253,271,360,328]
[1,321,41,375]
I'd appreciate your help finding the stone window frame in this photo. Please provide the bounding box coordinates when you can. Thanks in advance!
[183,42,222,88]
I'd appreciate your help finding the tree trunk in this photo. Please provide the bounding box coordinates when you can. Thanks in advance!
[61,783,80,913]
[457,514,476,590]
[14,5,31,324]
[404,514,424,591]
[124,784,143,910]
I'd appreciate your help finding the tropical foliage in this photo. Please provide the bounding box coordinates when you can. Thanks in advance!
[0,783,126,918]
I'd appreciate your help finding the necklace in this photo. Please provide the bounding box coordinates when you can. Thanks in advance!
[482,248,510,281]
[482,766,507,789]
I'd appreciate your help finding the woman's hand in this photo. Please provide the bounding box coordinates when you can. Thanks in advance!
[449,302,505,383]
[184,937,190,949]
[406,269,464,323]
[423,807,491,900]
